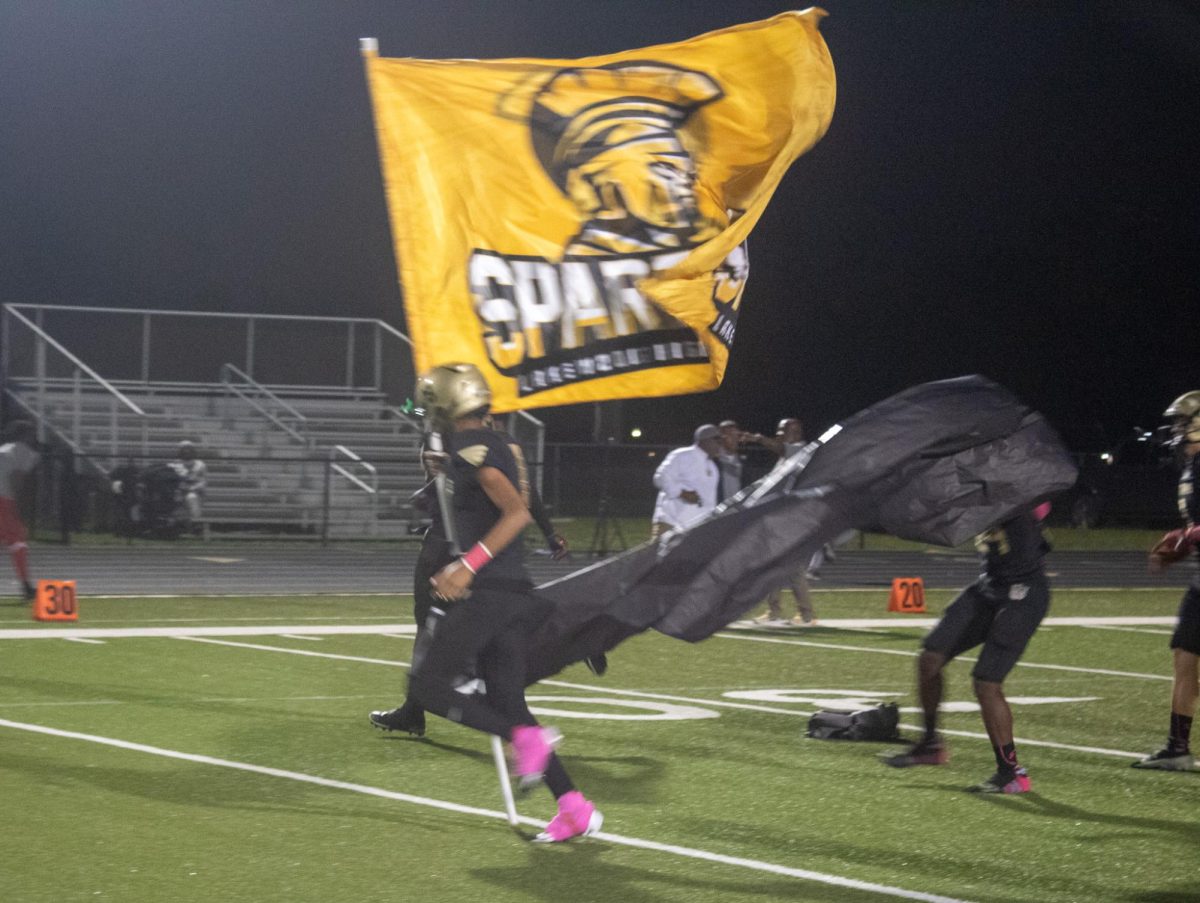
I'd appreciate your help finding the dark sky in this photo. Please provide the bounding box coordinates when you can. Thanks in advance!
[2,1,1198,446]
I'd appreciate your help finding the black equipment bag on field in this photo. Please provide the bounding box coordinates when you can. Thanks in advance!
[806,703,901,741]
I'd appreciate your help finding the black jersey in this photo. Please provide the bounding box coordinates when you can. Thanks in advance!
[1177,451,1199,565]
[974,511,1049,584]
[447,427,530,587]
[1178,451,1198,527]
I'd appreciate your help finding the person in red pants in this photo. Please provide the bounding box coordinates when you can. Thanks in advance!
[0,420,40,601]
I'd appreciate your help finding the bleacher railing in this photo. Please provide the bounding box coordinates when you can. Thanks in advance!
[1,305,148,461]
[2,303,550,540]
[3,303,418,400]
[220,362,311,447]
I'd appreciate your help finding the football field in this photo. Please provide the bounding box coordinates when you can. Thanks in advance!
[1,587,1196,903]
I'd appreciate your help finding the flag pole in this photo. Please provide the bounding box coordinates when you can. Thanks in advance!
[491,736,520,827]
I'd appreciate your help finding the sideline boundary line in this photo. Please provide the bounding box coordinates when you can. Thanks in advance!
[0,615,1175,641]
[0,718,971,903]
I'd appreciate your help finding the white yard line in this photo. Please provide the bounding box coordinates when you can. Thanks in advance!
[176,638,825,717]
[1082,625,1174,636]
[176,636,408,668]
[0,619,1170,762]
[141,636,1158,762]
[716,632,1173,682]
[0,699,123,708]
[0,717,972,903]
[0,624,415,640]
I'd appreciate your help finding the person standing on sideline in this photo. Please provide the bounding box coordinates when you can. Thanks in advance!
[1134,390,1200,772]
[716,420,746,502]
[746,418,817,626]
[882,504,1053,793]
[0,420,40,601]
[402,363,602,843]
[651,424,723,538]
[171,441,207,534]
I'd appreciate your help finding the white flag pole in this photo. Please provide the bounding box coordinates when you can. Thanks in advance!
[491,736,520,827]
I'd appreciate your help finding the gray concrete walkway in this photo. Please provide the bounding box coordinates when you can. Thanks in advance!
[9,542,1184,597]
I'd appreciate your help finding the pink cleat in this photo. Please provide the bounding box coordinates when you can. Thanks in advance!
[510,725,562,792]
[967,766,1031,794]
[534,790,604,843]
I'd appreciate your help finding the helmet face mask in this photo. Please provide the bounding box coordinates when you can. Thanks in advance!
[1162,390,1200,460]
[414,363,492,431]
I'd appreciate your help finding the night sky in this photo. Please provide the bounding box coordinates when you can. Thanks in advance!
[2,1,1197,447]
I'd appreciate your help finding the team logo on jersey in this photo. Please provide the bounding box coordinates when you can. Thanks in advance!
[471,63,749,396]
[456,445,490,468]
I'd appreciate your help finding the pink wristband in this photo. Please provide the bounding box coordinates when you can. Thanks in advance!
[461,542,494,575]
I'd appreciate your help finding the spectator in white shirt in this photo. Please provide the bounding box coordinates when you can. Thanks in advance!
[171,441,208,533]
[651,424,723,538]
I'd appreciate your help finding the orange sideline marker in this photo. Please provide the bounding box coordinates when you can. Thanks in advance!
[32,580,78,622]
[887,577,926,613]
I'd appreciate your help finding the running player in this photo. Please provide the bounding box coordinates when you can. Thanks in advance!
[882,504,1053,793]
[402,363,602,842]
[369,420,570,737]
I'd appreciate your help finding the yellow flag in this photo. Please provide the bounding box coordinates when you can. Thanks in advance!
[363,10,835,412]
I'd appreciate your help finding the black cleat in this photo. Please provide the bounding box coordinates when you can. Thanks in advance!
[881,740,948,768]
[1131,747,1196,771]
[584,653,608,676]
[23,582,37,602]
[369,707,426,737]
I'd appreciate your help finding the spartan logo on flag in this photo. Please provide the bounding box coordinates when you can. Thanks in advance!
[476,63,749,397]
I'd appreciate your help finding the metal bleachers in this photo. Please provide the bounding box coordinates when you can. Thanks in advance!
[11,379,425,537]
[2,303,544,539]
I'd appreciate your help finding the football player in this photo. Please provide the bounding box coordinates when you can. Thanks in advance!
[1134,391,1200,771]
[400,363,602,842]
[369,418,569,737]
[0,420,39,601]
[882,504,1054,793]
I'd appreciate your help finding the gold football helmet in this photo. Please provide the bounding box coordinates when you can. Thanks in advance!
[415,363,492,429]
[1164,390,1200,444]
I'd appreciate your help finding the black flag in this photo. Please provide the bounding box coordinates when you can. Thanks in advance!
[526,375,1078,682]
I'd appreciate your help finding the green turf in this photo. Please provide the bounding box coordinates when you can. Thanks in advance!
[545,521,1166,554]
[32,522,1166,554]
[1,589,1196,903]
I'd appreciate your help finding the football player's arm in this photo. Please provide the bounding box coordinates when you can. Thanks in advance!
[431,466,532,600]
[1149,526,1200,571]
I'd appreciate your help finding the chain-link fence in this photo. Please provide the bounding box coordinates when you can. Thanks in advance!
[19,449,422,544]
[16,440,781,543]
[541,442,776,518]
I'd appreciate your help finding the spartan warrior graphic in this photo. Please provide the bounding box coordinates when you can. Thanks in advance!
[523,62,724,255]
[478,62,749,394]
[524,62,747,344]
